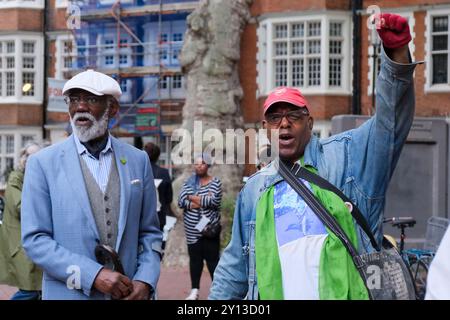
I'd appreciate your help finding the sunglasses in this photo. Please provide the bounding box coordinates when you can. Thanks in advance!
[265,109,309,125]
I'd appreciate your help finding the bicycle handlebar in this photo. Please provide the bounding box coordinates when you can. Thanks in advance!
[384,216,417,228]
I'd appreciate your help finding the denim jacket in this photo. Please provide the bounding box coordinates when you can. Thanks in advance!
[209,50,420,300]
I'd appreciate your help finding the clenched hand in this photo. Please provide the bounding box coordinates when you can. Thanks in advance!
[122,280,151,300]
[375,13,411,49]
[93,268,133,299]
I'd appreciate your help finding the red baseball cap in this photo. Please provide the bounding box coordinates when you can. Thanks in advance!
[263,87,309,115]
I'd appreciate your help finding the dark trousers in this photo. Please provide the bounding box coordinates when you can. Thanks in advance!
[187,236,220,289]
[157,211,166,231]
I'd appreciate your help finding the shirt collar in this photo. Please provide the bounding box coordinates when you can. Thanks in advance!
[73,133,113,157]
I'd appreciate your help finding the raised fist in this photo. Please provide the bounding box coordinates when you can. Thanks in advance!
[375,13,411,49]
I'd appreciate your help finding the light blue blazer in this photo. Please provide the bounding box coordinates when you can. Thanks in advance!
[21,134,162,300]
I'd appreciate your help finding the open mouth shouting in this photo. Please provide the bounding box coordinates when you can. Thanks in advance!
[279,132,295,147]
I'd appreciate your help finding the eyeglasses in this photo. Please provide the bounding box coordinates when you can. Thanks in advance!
[64,95,103,107]
[265,109,309,125]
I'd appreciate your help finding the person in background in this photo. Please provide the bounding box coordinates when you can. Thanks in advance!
[0,142,43,300]
[144,142,174,231]
[178,154,222,300]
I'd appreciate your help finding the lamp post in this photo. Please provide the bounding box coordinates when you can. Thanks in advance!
[370,27,381,114]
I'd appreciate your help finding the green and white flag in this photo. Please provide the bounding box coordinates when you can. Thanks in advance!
[255,165,369,300]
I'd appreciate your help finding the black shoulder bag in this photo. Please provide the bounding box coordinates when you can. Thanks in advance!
[278,160,416,300]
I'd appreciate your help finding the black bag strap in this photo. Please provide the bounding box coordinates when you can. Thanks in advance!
[278,160,366,273]
[290,163,380,251]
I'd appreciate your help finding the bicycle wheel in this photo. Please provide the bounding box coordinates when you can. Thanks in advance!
[409,257,430,300]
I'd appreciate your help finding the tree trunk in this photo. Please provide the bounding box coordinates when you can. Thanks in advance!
[163,0,254,268]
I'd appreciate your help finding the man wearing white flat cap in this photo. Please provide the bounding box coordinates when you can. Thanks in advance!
[21,70,163,300]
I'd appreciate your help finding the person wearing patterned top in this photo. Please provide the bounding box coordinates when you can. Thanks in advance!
[178,154,222,300]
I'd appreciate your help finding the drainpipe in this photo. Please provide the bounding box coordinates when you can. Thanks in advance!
[42,0,49,140]
[351,0,362,115]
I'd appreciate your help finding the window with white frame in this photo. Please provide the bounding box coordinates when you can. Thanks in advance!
[172,33,183,42]
[62,40,74,70]
[0,35,43,102]
[159,75,169,90]
[329,22,344,87]
[119,54,128,65]
[98,34,132,68]
[160,34,168,43]
[143,20,186,68]
[170,32,183,66]
[431,17,448,84]
[158,74,183,91]
[424,10,450,92]
[104,39,114,66]
[55,37,75,79]
[172,74,182,89]
[119,78,132,103]
[1,41,16,97]
[0,131,40,186]
[159,48,168,61]
[76,38,87,69]
[172,48,180,62]
[0,0,44,9]
[55,0,68,8]
[0,134,14,185]
[120,79,128,93]
[147,74,184,100]
[312,121,332,139]
[119,38,129,66]
[258,13,351,96]
[21,135,35,147]
[22,41,35,97]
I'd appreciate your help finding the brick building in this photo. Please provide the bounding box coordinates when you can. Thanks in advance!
[0,0,46,188]
[0,0,197,190]
[45,0,197,170]
[240,0,450,137]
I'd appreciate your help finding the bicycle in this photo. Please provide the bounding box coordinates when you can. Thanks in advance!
[384,216,450,300]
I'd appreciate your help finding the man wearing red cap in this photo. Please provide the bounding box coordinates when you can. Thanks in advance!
[210,13,420,300]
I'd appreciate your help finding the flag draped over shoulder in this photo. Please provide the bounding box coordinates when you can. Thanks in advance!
[255,165,369,300]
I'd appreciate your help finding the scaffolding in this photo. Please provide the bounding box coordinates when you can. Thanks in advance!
[66,0,197,142]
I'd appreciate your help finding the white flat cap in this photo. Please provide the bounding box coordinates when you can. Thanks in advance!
[62,69,122,100]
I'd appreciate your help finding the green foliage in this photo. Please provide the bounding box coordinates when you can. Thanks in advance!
[220,195,236,250]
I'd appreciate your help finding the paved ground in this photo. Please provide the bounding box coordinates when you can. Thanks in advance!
[157,266,213,300]
[0,284,16,300]
[0,265,212,300]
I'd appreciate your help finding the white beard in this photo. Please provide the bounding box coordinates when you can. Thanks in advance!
[70,107,110,142]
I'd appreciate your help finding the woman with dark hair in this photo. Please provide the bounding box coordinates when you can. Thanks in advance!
[178,154,222,300]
